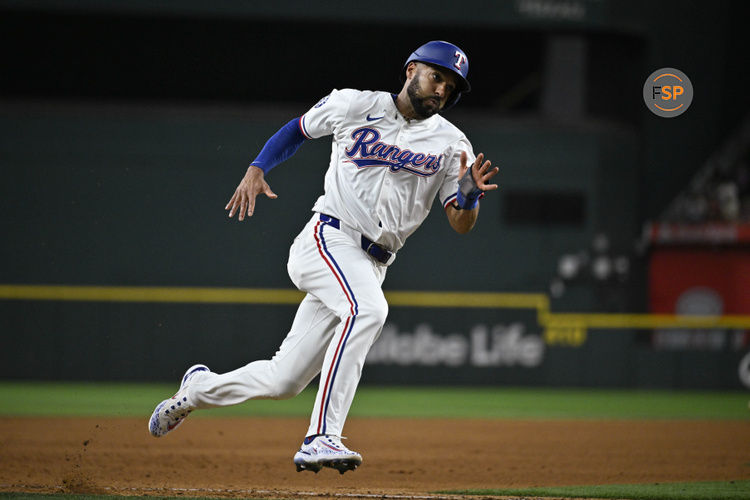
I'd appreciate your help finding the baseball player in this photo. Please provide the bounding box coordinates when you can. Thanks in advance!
[149,40,498,475]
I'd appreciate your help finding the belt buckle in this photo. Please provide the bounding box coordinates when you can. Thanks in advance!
[361,235,392,265]
[368,241,391,264]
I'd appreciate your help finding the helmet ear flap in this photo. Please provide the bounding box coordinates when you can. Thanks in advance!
[444,92,461,110]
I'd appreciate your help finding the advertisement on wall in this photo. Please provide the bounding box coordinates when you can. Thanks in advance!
[360,300,749,389]
[0,285,748,389]
[362,307,549,385]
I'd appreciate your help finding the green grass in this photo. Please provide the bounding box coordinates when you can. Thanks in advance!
[0,381,748,419]
[441,479,750,500]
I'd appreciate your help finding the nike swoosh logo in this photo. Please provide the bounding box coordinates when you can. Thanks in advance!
[366,114,384,121]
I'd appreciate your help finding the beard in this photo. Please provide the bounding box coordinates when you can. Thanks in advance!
[406,76,442,119]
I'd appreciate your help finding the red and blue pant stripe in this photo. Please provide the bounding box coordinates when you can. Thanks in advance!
[312,219,359,435]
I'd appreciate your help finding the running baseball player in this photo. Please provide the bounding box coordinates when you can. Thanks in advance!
[149,40,498,475]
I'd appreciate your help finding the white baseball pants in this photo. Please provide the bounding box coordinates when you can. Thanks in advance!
[187,213,388,438]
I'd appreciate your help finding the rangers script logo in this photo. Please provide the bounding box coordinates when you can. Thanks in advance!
[344,127,443,177]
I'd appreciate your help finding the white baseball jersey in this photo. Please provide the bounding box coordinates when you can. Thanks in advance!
[299,88,476,252]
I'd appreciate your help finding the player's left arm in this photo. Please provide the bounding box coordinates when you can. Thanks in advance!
[445,151,498,234]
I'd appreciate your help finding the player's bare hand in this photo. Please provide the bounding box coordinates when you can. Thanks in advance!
[459,151,499,192]
[225,166,278,221]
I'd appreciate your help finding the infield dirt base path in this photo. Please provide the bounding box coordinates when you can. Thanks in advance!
[1,417,749,498]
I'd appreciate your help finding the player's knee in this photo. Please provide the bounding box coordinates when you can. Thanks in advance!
[359,296,388,327]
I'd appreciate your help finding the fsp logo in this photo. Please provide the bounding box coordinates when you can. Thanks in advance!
[643,68,693,118]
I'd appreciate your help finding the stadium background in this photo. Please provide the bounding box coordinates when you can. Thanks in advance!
[1,0,750,390]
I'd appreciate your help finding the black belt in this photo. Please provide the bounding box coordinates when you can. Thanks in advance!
[319,214,393,264]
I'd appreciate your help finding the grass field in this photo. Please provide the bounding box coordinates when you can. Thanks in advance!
[445,480,750,500]
[1,382,748,500]
[1,382,748,420]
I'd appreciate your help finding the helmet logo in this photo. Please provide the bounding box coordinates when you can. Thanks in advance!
[453,51,467,71]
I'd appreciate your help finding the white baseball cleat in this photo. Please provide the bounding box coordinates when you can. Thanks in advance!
[293,434,363,474]
[148,364,209,437]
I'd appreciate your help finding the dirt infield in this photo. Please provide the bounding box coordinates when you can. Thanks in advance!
[1,417,748,498]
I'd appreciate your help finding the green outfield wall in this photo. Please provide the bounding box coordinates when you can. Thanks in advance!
[0,103,746,389]
[0,103,637,293]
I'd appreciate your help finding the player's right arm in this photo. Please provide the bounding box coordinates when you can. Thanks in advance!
[225,165,278,221]
[226,89,352,220]
[226,115,311,220]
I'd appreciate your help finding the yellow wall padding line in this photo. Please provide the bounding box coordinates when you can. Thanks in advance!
[384,291,548,309]
[0,284,546,309]
[4,284,750,330]
[0,284,305,304]
[542,312,750,329]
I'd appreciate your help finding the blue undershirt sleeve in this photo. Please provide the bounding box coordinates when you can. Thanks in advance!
[250,117,307,174]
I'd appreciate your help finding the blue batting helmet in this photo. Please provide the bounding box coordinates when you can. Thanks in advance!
[403,40,471,109]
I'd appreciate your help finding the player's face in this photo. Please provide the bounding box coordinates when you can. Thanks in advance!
[406,63,458,119]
